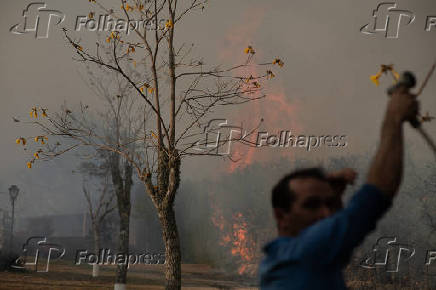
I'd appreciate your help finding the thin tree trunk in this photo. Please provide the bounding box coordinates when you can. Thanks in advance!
[158,206,181,290]
[110,153,132,290]
[116,209,130,285]
[92,222,101,277]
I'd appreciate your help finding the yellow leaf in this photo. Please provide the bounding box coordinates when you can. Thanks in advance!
[140,87,144,92]
[106,37,111,43]
[35,136,47,144]
[252,81,261,88]
[30,107,38,118]
[27,162,32,169]
[245,75,254,83]
[380,64,392,73]
[41,109,47,117]
[370,75,380,86]
[16,138,21,144]
[88,12,94,19]
[267,70,275,79]
[34,152,40,159]
[165,19,173,29]
[244,46,255,54]
[148,87,155,94]
[273,58,284,67]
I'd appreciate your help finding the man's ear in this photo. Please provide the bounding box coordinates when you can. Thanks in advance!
[273,207,286,221]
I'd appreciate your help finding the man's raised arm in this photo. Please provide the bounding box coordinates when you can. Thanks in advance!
[292,86,419,265]
[367,86,419,198]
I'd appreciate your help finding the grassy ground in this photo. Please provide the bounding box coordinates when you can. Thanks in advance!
[1,260,430,289]
[0,259,258,289]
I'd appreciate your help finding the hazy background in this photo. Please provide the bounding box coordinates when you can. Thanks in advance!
[0,0,435,222]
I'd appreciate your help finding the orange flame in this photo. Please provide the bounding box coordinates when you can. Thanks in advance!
[230,212,256,275]
[211,199,258,275]
[218,7,301,174]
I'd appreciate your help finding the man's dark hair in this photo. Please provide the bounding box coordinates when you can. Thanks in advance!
[271,167,327,212]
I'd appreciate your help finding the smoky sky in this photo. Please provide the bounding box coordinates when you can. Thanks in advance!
[0,0,435,219]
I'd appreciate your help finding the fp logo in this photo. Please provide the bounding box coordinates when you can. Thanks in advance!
[10,2,65,39]
[361,2,415,39]
[359,236,415,273]
[193,119,247,156]
[16,236,65,272]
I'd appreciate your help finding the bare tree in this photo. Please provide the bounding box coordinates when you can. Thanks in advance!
[16,1,284,289]
[80,153,116,277]
[17,56,146,287]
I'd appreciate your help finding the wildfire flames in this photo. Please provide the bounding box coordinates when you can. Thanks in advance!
[210,5,300,277]
[217,7,300,174]
[211,204,258,276]
[230,213,257,275]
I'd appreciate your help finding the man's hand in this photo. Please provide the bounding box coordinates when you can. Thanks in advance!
[386,86,419,125]
[327,168,357,184]
[327,168,358,211]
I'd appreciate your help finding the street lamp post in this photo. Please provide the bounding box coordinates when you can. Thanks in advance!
[8,185,19,252]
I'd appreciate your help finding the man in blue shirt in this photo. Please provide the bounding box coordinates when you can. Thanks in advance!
[259,86,419,289]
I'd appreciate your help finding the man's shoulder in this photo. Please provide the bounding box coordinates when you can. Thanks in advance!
[346,183,392,213]
[262,236,293,256]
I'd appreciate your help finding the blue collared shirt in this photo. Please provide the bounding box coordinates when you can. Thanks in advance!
[259,184,392,290]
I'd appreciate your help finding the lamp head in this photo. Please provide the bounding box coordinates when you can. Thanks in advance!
[8,185,19,201]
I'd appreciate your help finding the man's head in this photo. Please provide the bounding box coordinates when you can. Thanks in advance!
[272,168,339,236]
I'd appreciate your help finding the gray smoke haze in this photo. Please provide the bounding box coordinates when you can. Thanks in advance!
[0,0,435,236]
